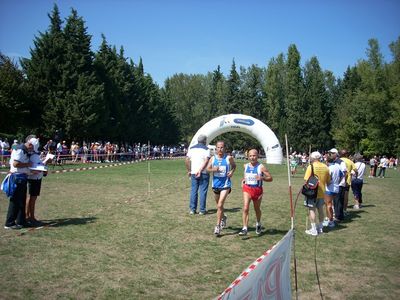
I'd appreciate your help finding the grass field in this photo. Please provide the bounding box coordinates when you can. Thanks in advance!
[0,159,399,299]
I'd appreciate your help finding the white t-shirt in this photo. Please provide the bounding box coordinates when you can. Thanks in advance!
[380,158,388,168]
[336,159,348,187]
[187,144,210,174]
[10,148,30,174]
[353,162,366,180]
[28,152,45,180]
[326,163,343,194]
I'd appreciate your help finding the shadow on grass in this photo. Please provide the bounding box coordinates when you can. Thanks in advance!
[207,207,241,215]
[344,209,370,221]
[356,204,375,208]
[219,226,287,239]
[41,217,97,227]
[346,204,376,209]
[323,222,348,233]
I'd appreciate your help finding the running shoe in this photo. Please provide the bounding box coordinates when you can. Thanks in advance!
[238,228,248,236]
[214,225,221,236]
[305,228,318,236]
[220,215,227,229]
[255,224,262,235]
[4,224,22,230]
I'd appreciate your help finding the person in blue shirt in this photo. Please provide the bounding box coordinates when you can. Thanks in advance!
[207,141,236,236]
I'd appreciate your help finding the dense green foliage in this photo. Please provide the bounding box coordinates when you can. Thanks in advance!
[0,4,399,155]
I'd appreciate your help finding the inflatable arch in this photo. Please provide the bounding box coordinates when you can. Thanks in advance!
[189,114,283,164]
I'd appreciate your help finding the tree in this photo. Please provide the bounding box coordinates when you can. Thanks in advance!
[0,53,28,136]
[240,64,264,119]
[162,73,210,143]
[302,56,331,150]
[226,59,241,113]
[284,44,305,151]
[323,70,339,149]
[387,37,400,155]
[263,54,286,141]
[21,4,66,136]
[209,65,227,118]
[60,8,104,140]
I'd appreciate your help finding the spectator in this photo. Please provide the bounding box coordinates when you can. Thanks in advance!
[340,149,358,216]
[304,151,330,236]
[377,155,389,178]
[11,139,18,150]
[4,135,36,229]
[26,138,50,227]
[323,151,344,228]
[369,156,376,178]
[185,134,210,215]
[351,154,366,209]
[56,140,63,164]
[43,140,53,154]
[329,148,348,222]
[1,138,10,167]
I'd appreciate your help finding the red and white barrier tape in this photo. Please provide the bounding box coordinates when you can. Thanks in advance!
[0,156,185,175]
[217,242,278,299]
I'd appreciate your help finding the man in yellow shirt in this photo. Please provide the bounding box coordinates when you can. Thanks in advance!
[340,149,357,215]
[304,151,330,236]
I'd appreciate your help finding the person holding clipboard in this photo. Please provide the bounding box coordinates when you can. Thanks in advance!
[26,139,53,227]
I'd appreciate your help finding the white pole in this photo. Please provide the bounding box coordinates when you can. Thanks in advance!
[285,134,298,298]
[147,140,151,196]
[285,134,294,229]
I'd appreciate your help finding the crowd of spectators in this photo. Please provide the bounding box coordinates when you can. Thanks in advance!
[288,151,397,176]
[1,138,188,167]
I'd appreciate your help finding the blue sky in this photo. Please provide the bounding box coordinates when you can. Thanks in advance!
[1,0,399,85]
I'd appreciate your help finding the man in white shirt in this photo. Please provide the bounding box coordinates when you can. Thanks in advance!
[185,135,210,215]
[4,135,36,229]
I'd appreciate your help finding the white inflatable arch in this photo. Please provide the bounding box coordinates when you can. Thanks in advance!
[189,114,283,164]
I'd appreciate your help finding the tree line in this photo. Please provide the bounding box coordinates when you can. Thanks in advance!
[0,5,399,156]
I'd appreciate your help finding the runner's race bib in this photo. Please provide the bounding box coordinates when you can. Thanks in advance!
[215,165,226,177]
[245,173,258,185]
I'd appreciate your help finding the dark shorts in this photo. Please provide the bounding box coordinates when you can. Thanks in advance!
[344,186,350,192]
[213,187,231,194]
[304,198,324,208]
[28,179,42,197]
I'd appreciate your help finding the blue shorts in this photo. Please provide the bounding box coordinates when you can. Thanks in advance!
[325,191,337,196]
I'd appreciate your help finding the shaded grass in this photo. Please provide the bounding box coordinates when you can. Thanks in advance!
[0,160,399,299]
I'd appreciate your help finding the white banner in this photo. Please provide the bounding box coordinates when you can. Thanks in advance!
[217,229,293,300]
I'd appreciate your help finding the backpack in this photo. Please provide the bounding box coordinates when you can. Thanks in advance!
[1,174,17,198]
[302,163,319,202]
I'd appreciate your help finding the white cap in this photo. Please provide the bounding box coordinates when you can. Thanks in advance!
[310,151,321,160]
[329,148,339,154]
[28,138,39,152]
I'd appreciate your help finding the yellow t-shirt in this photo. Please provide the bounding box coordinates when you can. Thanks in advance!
[341,157,357,185]
[304,161,330,199]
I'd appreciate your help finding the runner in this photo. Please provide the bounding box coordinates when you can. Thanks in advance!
[206,141,236,236]
[239,149,273,236]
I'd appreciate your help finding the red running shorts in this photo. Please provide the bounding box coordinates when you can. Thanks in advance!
[242,185,263,201]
